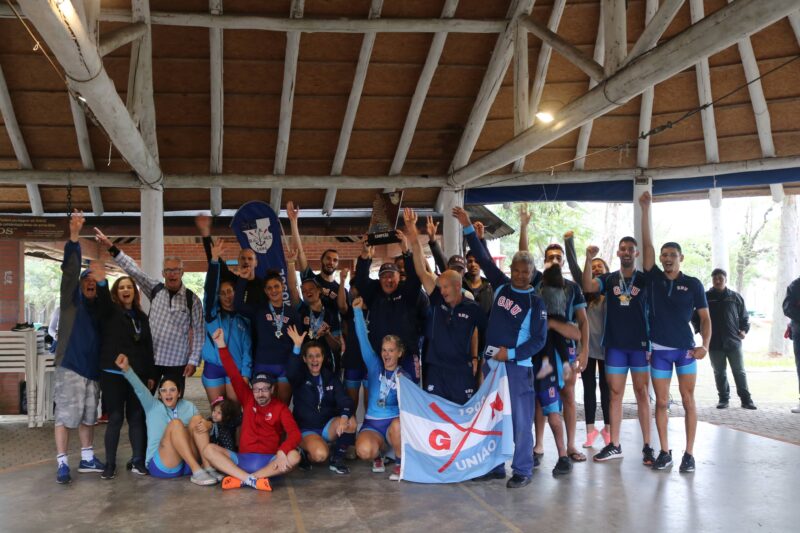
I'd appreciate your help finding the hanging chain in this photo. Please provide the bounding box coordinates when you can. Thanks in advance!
[66,183,73,218]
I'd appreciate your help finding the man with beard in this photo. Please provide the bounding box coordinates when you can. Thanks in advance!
[582,238,654,465]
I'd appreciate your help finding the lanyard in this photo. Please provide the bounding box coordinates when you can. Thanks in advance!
[378,370,394,405]
[269,302,285,338]
[618,271,637,297]
[309,308,324,339]
[314,375,324,411]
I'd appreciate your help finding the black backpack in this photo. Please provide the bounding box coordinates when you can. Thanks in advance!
[151,283,195,315]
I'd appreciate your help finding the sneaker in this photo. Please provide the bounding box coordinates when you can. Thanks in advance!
[791,403,800,414]
[372,456,385,473]
[130,460,149,476]
[233,476,272,491]
[298,450,312,472]
[126,458,134,471]
[601,427,611,446]
[471,469,506,481]
[100,465,116,480]
[652,450,673,470]
[583,429,600,448]
[56,464,71,484]
[642,444,656,466]
[205,467,224,482]
[222,476,243,490]
[593,443,623,462]
[78,457,106,473]
[716,400,729,409]
[679,452,695,473]
[552,456,572,476]
[190,469,217,486]
[11,322,33,332]
[506,474,531,488]
[329,458,350,475]
[253,478,272,491]
[742,401,757,410]
[533,452,543,469]
[389,464,401,481]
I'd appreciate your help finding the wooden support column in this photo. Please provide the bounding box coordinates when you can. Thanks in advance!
[574,4,605,170]
[709,187,729,272]
[209,0,224,215]
[440,188,465,259]
[632,178,652,271]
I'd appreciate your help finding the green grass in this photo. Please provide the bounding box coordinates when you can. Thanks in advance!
[743,354,796,368]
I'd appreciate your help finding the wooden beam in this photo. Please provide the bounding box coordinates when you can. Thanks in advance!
[689,0,719,164]
[98,22,147,56]
[17,0,162,186]
[636,0,658,168]
[790,11,800,43]
[449,0,535,173]
[602,0,627,75]
[0,170,448,189]
[326,0,383,215]
[449,0,798,186]
[470,155,800,188]
[729,1,775,158]
[573,3,605,171]
[389,0,459,177]
[513,20,529,139]
[623,0,685,67]
[519,17,605,82]
[513,0,566,172]
[209,0,223,215]
[0,64,42,215]
[272,0,304,213]
[68,95,104,215]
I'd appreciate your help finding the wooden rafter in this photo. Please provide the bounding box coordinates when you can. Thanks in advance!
[636,0,658,168]
[98,23,147,56]
[513,0,566,173]
[448,0,798,186]
[519,16,604,82]
[0,64,42,215]
[574,3,606,171]
[602,0,627,76]
[689,0,719,164]
[325,0,384,216]
[623,0,685,67]
[209,0,224,215]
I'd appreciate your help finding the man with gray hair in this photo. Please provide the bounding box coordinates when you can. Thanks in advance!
[94,228,204,392]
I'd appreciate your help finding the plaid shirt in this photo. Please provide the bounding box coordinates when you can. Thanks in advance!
[114,251,204,367]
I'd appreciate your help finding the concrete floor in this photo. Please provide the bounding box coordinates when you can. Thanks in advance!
[1,419,798,533]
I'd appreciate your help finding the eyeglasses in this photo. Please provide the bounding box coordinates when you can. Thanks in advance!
[163,268,183,275]
[159,387,178,394]
[252,387,270,394]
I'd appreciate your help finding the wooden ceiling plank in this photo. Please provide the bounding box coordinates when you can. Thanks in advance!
[636,0,659,169]
[209,0,224,215]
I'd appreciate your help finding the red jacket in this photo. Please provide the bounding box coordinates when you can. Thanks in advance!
[219,347,301,455]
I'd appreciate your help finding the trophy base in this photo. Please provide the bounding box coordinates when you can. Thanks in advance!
[367,231,401,245]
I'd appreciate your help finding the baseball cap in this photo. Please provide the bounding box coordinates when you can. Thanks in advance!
[251,373,277,386]
[378,263,399,276]
[447,255,467,271]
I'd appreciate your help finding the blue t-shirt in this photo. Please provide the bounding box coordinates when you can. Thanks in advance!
[597,270,649,351]
[353,307,403,420]
[425,288,487,369]
[644,266,707,350]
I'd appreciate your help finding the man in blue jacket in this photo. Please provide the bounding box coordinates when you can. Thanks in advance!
[453,207,548,489]
[54,210,105,484]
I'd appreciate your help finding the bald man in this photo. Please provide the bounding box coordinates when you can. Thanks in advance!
[404,209,487,404]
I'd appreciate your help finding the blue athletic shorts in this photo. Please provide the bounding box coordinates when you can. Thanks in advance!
[229,452,276,473]
[533,359,561,416]
[359,417,395,441]
[301,418,335,442]
[650,349,697,379]
[201,360,230,388]
[253,363,289,383]
[344,368,367,389]
[605,348,649,375]
[147,450,192,479]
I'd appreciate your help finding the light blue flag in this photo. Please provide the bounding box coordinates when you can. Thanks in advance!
[398,362,514,483]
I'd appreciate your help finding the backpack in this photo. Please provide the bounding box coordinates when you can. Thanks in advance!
[151,283,195,315]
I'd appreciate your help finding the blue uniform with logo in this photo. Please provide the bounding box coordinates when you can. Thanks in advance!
[644,265,708,378]
[234,277,300,382]
[597,270,650,375]
[465,226,548,478]
[424,288,487,405]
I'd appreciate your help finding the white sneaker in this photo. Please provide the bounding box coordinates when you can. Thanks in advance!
[205,467,224,482]
[372,456,385,473]
[191,470,217,486]
[791,403,800,414]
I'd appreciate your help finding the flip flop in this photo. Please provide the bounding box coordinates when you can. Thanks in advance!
[568,451,587,462]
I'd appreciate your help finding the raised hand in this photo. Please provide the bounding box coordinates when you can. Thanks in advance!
[403,208,419,237]
[286,324,307,348]
[339,267,350,285]
[286,201,300,222]
[586,245,599,260]
[93,227,113,249]
[639,191,652,208]
[519,204,531,227]
[352,296,364,310]
[115,353,129,372]
[210,239,225,261]
[425,215,439,242]
[69,209,85,241]
[564,230,574,240]
[212,328,226,348]
[359,234,373,260]
[473,221,485,240]
[195,214,212,237]
[452,207,471,228]
[395,229,409,254]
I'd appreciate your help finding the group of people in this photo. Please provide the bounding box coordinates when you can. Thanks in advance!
[51,191,770,491]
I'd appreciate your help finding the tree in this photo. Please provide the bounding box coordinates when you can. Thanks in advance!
[732,202,774,292]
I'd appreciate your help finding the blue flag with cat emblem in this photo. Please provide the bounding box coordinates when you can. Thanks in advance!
[230,201,288,298]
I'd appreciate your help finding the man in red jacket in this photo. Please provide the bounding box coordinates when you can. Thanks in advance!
[200,329,301,491]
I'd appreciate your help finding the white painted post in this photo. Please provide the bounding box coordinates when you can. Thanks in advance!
[440,188,465,259]
[709,187,729,272]
[140,188,164,279]
[632,177,652,270]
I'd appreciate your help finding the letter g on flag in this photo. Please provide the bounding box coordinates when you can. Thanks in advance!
[429,429,451,451]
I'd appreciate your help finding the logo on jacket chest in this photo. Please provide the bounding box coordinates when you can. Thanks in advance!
[265,314,290,324]
[496,296,523,316]
[612,286,641,296]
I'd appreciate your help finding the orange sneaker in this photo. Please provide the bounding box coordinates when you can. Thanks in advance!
[222,476,243,490]
[253,478,272,492]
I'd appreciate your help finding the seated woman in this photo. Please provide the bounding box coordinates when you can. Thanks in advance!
[235,267,300,405]
[201,239,252,405]
[97,271,154,480]
[352,297,405,481]
[115,354,217,486]
[198,329,301,491]
[286,325,356,475]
